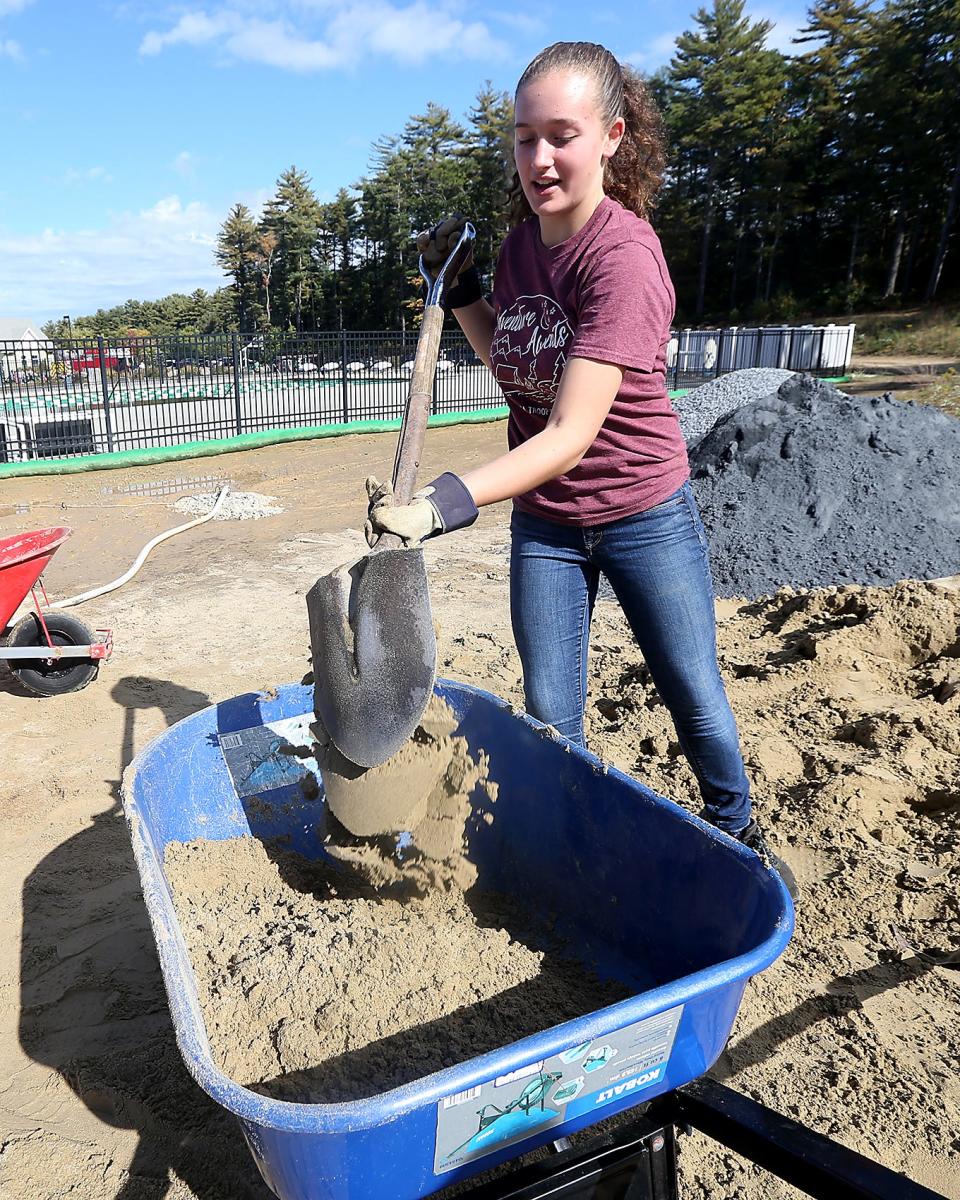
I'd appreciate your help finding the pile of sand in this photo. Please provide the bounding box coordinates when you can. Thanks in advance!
[575,575,960,1197]
[2,426,957,1199]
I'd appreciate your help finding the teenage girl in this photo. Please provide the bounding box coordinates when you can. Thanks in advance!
[367,40,796,893]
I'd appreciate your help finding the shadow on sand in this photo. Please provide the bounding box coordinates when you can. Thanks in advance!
[18,674,271,1199]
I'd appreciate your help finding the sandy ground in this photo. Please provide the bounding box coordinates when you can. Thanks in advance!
[0,423,958,1199]
[850,355,960,374]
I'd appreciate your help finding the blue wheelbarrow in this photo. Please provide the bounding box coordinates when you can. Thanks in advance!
[122,679,793,1200]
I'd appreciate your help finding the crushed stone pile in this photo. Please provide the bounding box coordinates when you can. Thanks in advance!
[673,367,799,444]
[173,490,283,520]
[689,374,960,598]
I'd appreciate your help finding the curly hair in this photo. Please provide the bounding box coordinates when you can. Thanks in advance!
[507,42,666,228]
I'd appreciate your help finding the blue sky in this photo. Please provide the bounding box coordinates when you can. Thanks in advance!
[0,0,809,322]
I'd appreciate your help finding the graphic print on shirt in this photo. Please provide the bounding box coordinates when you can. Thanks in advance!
[491,295,573,418]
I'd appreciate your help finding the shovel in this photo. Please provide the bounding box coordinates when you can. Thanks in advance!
[306,223,476,770]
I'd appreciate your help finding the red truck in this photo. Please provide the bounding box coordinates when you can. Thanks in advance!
[70,347,138,372]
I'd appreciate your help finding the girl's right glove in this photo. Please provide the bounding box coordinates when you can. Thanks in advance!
[364,473,478,547]
[416,215,482,310]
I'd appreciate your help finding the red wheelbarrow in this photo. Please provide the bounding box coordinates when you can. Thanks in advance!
[0,527,113,696]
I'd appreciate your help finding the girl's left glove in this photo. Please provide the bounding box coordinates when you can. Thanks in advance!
[364,472,478,548]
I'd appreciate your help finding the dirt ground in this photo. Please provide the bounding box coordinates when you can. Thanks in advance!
[0,421,958,1199]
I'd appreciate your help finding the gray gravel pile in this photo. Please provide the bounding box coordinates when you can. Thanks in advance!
[689,374,960,598]
[674,368,799,444]
[173,491,283,520]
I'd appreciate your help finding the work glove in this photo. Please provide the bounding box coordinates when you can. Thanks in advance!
[364,472,478,548]
[416,215,482,310]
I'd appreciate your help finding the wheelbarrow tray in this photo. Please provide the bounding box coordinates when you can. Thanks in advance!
[0,526,72,631]
[122,680,793,1200]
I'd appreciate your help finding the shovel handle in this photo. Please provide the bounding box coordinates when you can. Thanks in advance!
[392,302,445,504]
[373,224,475,551]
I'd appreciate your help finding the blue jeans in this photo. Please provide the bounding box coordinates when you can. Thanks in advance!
[509,482,751,833]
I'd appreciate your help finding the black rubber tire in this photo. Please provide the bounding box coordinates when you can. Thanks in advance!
[5,612,100,696]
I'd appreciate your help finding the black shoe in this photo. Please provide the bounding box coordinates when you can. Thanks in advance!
[737,819,799,901]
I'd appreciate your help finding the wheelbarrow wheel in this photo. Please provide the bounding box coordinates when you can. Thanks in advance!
[5,612,100,696]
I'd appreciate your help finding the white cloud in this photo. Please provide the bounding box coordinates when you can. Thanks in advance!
[486,9,542,35]
[62,165,113,184]
[140,3,507,70]
[224,18,339,69]
[140,11,234,55]
[0,196,225,318]
[625,32,680,72]
[173,150,196,175]
[0,37,21,58]
[754,6,810,55]
[0,0,33,15]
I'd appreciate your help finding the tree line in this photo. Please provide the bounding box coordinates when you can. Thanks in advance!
[46,0,959,340]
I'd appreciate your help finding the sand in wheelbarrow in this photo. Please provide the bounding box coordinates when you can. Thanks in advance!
[163,695,629,1104]
[316,694,491,893]
[163,835,630,1104]
[689,374,960,598]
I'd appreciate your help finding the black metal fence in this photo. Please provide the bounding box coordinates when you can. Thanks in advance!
[0,324,854,463]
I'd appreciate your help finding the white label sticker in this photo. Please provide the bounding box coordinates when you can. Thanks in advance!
[434,1005,683,1174]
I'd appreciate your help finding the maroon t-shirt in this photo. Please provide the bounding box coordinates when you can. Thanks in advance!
[491,196,689,525]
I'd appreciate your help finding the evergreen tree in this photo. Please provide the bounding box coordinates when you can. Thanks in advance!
[215,202,261,332]
[464,83,514,285]
[665,0,789,316]
[788,0,875,305]
[316,189,358,328]
[261,167,324,331]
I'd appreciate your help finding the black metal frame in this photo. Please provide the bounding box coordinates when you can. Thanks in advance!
[458,1079,949,1200]
[0,324,854,464]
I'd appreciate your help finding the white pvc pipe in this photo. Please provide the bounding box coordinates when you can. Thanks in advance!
[44,485,231,612]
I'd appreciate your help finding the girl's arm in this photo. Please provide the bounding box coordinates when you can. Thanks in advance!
[451,298,496,370]
[461,355,625,506]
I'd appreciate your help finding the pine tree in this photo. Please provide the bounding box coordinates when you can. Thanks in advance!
[260,168,324,331]
[465,82,514,283]
[789,0,875,304]
[215,203,261,332]
[665,0,789,316]
[315,189,358,328]
[856,0,960,298]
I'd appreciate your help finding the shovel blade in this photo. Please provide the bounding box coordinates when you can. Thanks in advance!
[306,546,436,768]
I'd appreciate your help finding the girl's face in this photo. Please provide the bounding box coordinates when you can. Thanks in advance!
[514,69,625,246]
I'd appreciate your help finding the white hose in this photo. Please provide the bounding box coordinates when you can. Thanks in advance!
[45,485,231,611]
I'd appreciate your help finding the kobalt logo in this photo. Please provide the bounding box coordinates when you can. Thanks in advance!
[596,1069,661,1104]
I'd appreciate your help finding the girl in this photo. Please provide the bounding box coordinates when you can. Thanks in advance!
[367,40,796,895]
